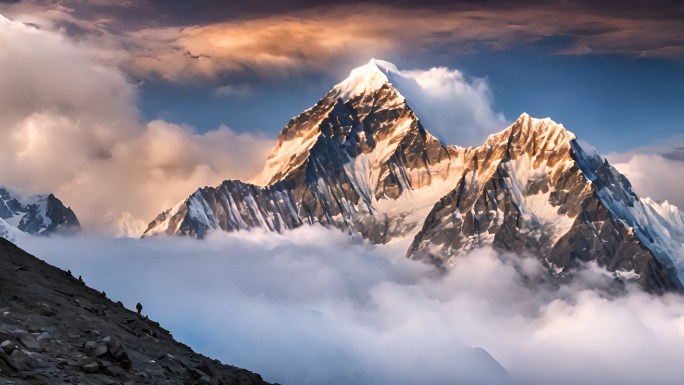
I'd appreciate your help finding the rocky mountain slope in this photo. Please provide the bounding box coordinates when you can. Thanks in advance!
[407,114,684,292]
[144,59,463,243]
[142,59,684,292]
[0,236,271,384]
[0,187,81,238]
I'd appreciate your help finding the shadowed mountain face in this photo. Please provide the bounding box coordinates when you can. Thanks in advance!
[143,60,684,293]
[0,187,81,238]
[0,237,271,384]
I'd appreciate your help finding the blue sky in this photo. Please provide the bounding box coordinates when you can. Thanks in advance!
[138,47,684,153]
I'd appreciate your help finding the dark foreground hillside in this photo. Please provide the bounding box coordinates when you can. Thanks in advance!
[0,237,272,385]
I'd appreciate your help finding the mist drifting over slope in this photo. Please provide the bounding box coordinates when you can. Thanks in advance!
[15,226,684,385]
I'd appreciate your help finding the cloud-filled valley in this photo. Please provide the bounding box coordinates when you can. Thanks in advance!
[15,227,684,385]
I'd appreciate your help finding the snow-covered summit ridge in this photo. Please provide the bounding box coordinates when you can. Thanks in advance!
[253,58,433,187]
[334,58,401,101]
[494,112,576,142]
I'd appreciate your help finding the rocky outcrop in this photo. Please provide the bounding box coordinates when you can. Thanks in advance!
[0,187,81,236]
[0,237,271,384]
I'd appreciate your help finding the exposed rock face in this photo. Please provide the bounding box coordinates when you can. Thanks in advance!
[143,59,684,292]
[0,187,81,236]
[408,114,683,292]
[0,236,271,384]
[144,59,463,243]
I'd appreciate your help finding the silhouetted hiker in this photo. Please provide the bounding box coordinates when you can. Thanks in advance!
[136,302,143,315]
[67,269,72,276]
[78,275,84,284]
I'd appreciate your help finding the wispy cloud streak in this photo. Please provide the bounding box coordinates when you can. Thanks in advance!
[2,2,682,82]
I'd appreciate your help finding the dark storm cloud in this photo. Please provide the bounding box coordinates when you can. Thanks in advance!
[4,1,681,24]
[5,0,684,26]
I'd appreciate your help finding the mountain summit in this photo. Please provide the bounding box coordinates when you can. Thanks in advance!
[143,60,684,292]
[332,58,400,101]
[145,59,460,243]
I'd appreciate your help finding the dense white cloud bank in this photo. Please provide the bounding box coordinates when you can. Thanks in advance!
[608,147,684,209]
[376,60,507,146]
[16,226,684,385]
[0,15,274,234]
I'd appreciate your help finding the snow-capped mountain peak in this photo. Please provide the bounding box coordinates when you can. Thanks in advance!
[148,61,459,240]
[334,58,401,101]
[486,112,576,145]
[252,58,436,187]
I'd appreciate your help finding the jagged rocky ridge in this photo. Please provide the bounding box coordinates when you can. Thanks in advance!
[0,187,81,238]
[145,59,462,244]
[0,236,271,384]
[408,115,684,292]
[143,59,684,292]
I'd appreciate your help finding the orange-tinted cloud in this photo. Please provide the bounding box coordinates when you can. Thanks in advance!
[0,15,275,235]
[2,2,682,82]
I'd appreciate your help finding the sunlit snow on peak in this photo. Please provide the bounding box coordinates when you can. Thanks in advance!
[334,58,399,101]
[335,59,506,146]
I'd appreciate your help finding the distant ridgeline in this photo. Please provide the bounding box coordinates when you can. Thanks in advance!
[0,187,80,240]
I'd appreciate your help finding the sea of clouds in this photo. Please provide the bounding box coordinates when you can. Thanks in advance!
[15,226,684,385]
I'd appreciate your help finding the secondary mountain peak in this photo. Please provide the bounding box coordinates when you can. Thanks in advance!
[0,186,81,238]
[485,113,576,154]
[511,112,574,139]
